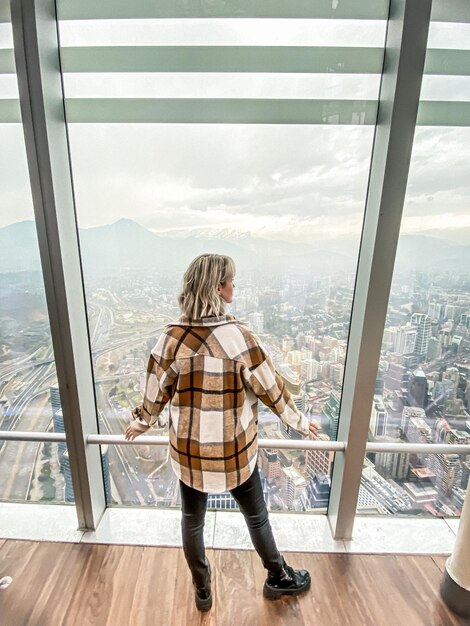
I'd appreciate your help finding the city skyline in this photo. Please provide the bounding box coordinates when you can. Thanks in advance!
[1,263,469,514]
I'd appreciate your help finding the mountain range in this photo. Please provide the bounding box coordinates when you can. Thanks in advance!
[1,218,469,278]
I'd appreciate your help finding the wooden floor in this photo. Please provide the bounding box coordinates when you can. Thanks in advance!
[0,539,467,626]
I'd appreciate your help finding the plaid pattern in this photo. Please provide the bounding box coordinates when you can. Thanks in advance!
[131,314,310,493]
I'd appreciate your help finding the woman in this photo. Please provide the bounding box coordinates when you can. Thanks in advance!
[125,254,318,612]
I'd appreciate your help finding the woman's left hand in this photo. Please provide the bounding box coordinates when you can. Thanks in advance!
[125,422,145,441]
[309,421,320,437]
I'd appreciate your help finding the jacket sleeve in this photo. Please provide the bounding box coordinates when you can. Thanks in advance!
[130,337,178,433]
[242,339,310,437]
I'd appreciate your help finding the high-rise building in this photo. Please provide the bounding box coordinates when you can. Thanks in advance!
[439,329,452,348]
[50,385,61,414]
[395,325,417,355]
[318,348,332,362]
[50,386,111,504]
[459,312,470,328]
[432,379,457,410]
[278,364,301,395]
[306,474,330,508]
[387,363,410,393]
[442,304,454,320]
[401,406,426,434]
[318,361,331,380]
[411,313,431,358]
[306,433,334,478]
[305,336,321,357]
[206,493,239,509]
[402,467,438,507]
[323,390,340,439]
[281,337,295,352]
[207,474,269,509]
[405,411,432,463]
[374,436,410,479]
[434,417,452,443]
[383,327,398,352]
[408,367,428,408]
[428,454,462,496]
[375,370,385,396]
[330,363,344,386]
[461,462,470,491]
[360,461,412,514]
[403,354,420,370]
[427,337,441,361]
[370,395,389,437]
[446,430,470,471]
[444,304,457,321]
[296,332,306,350]
[443,366,460,387]
[259,448,281,482]
[248,311,264,334]
[293,393,307,413]
[286,350,302,368]
[447,429,470,447]
[427,302,443,322]
[281,466,307,510]
[301,358,318,382]
[451,335,463,354]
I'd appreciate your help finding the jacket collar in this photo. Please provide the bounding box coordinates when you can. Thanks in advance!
[171,314,237,328]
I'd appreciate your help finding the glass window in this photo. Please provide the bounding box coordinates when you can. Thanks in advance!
[365,19,470,518]
[0,15,72,504]
[58,7,388,511]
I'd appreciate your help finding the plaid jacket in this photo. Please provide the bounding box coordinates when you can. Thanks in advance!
[130,314,310,493]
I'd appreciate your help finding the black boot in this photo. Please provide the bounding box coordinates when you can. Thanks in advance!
[194,560,212,612]
[263,558,311,600]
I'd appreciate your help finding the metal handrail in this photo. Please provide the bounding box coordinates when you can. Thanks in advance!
[2,431,470,455]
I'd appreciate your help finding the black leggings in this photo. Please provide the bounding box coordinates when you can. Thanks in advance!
[180,464,283,588]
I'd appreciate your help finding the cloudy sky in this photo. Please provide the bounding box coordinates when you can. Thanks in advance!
[1,18,469,243]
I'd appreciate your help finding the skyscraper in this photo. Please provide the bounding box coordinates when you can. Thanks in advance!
[306,433,334,478]
[408,367,429,408]
[323,390,340,439]
[411,313,431,358]
[301,358,318,382]
[50,386,111,504]
[281,466,307,510]
[395,325,417,355]
[401,405,426,434]
[374,436,410,480]
[405,411,432,463]
[427,302,443,322]
[427,337,441,361]
[306,474,330,508]
[432,379,456,410]
[428,454,462,496]
[248,311,264,334]
[370,395,389,437]
[259,448,281,482]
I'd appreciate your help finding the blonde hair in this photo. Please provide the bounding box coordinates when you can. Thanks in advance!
[179,254,235,319]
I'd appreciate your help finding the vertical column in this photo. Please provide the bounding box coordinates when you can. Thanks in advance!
[441,489,470,617]
[10,0,106,529]
[327,0,431,540]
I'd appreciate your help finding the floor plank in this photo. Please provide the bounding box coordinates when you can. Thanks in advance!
[432,555,448,574]
[0,540,468,626]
